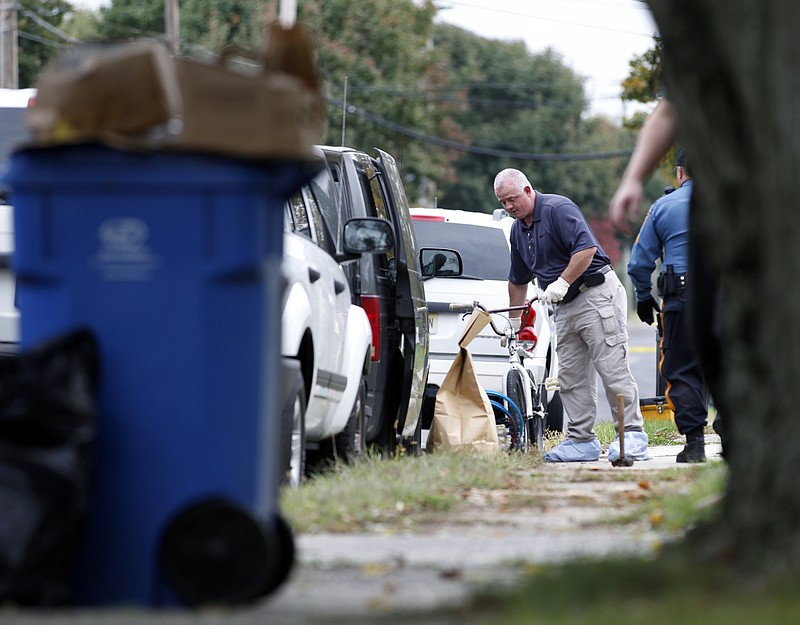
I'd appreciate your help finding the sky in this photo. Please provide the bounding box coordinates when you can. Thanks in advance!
[69,0,659,121]
[433,0,659,121]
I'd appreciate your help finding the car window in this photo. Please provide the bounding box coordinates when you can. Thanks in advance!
[355,165,394,264]
[309,168,340,243]
[288,192,312,239]
[412,221,510,281]
[303,186,335,256]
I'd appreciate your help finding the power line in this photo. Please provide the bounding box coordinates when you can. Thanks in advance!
[19,29,64,47]
[329,97,632,161]
[20,8,79,43]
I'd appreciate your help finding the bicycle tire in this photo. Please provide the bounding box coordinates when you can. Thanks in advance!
[525,370,545,454]
[506,369,530,453]
[489,399,519,452]
[543,348,564,433]
[486,390,524,447]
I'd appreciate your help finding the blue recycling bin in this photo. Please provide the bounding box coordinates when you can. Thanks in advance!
[4,144,316,606]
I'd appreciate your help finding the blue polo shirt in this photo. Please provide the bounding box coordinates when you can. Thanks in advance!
[508,191,610,290]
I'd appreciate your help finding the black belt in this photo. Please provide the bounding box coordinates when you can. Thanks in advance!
[562,265,613,303]
[657,271,687,297]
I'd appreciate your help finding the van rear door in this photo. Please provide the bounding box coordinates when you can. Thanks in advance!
[375,149,429,439]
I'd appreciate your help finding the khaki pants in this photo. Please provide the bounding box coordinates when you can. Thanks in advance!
[554,271,643,441]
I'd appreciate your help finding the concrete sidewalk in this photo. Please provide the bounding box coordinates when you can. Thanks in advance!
[2,440,724,625]
[262,437,725,622]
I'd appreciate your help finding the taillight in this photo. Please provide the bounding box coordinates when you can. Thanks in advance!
[410,214,445,221]
[361,295,381,361]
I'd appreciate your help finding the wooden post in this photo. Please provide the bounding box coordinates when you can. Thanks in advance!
[0,1,18,89]
[164,0,179,56]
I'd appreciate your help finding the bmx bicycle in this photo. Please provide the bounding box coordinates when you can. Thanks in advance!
[449,299,562,454]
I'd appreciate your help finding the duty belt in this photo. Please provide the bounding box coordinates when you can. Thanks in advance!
[562,265,613,303]
[657,269,687,297]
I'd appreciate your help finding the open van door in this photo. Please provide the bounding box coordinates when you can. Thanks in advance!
[375,148,429,444]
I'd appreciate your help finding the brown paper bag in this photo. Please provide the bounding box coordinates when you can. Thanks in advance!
[429,308,500,454]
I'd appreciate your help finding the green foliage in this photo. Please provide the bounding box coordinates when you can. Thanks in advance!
[17,0,74,87]
[616,36,675,220]
[595,418,683,447]
[61,8,102,42]
[281,450,543,533]
[96,0,164,40]
[480,554,800,625]
[424,26,633,218]
[621,38,663,105]
[299,0,452,200]
[22,0,637,221]
[179,0,264,53]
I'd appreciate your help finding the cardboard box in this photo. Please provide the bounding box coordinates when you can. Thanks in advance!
[26,41,180,144]
[173,55,322,161]
[26,24,323,161]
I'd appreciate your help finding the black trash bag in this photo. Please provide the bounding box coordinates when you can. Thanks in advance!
[0,329,99,606]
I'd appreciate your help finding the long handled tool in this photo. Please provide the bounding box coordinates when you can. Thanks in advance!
[611,393,634,467]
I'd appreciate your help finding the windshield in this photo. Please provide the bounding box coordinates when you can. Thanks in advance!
[412,220,510,281]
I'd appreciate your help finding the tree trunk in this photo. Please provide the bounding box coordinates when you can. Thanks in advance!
[646,0,800,576]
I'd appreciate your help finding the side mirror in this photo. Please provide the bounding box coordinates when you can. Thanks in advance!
[339,217,394,261]
[419,248,462,279]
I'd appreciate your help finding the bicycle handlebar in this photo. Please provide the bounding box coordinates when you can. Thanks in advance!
[447,299,540,337]
[448,302,476,313]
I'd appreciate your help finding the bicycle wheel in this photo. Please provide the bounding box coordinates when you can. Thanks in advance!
[489,399,519,452]
[506,369,530,453]
[526,370,545,454]
[543,348,564,433]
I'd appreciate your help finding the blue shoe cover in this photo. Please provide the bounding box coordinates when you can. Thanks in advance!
[543,438,601,462]
[607,431,650,461]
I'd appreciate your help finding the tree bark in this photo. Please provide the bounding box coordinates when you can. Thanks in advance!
[646,0,800,576]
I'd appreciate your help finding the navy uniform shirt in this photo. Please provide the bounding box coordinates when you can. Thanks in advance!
[628,179,693,302]
[508,191,610,290]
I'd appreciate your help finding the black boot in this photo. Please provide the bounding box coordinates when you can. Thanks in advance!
[677,429,706,463]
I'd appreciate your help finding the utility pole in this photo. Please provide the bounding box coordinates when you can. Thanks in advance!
[0,1,18,88]
[165,0,179,56]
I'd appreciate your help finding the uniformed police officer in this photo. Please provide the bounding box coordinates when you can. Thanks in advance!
[495,168,648,463]
[628,148,708,462]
